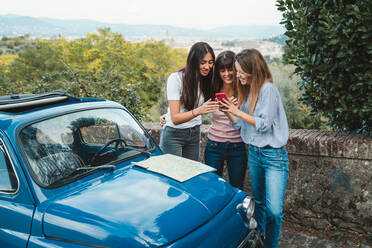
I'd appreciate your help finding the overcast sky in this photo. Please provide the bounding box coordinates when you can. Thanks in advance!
[0,0,283,29]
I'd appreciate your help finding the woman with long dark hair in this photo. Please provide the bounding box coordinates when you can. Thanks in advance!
[221,49,289,248]
[159,42,219,161]
[204,50,247,189]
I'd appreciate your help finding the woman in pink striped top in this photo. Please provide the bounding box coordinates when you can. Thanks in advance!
[204,50,247,189]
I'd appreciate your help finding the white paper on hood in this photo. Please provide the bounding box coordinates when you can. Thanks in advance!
[133,154,216,182]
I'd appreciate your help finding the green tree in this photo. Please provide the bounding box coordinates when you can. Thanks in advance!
[7,39,65,84]
[0,29,186,120]
[0,35,35,55]
[270,63,327,129]
[134,40,186,113]
[277,0,372,135]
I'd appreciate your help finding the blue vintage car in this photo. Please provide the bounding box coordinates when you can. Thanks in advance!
[0,90,259,248]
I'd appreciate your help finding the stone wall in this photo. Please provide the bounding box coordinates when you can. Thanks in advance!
[142,123,372,235]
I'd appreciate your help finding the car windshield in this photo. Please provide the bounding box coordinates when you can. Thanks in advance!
[19,108,153,187]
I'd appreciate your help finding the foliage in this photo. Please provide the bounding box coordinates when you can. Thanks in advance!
[221,41,236,47]
[0,35,36,55]
[277,0,372,135]
[156,83,169,118]
[270,63,328,129]
[154,48,187,121]
[263,34,288,46]
[0,29,186,120]
[264,55,281,64]
[0,54,17,68]
[133,40,186,112]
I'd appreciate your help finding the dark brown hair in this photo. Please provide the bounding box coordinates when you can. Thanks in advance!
[212,50,237,96]
[180,42,215,110]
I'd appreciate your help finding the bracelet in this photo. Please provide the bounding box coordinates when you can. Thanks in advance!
[191,109,196,117]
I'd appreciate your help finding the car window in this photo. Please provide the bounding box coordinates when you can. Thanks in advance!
[19,108,153,187]
[0,142,18,193]
[81,123,147,148]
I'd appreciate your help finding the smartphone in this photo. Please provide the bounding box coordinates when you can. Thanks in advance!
[216,93,227,101]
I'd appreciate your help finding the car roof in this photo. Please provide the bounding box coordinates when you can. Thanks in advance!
[0,90,124,132]
[0,89,72,111]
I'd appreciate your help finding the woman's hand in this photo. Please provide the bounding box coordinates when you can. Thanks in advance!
[220,96,239,116]
[159,114,166,127]
[220,96,256,126]
[194,99,219,115]
[230,96,239,106]
[169,99,218,125]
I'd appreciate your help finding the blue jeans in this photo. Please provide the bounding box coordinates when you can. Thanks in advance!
[204,138,247,189]
[159,125,200,161]
[248,145,289,248]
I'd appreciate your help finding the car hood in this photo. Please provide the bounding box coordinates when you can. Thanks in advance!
[42,166,235,247]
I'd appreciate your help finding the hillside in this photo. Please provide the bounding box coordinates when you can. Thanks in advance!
[0,14,285,39]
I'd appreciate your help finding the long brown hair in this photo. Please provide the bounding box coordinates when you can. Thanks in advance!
[212,50,238,97]
[235,49,273,114]
[180,42,215,110]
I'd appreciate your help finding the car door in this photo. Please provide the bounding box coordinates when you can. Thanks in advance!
[0,137,35,248]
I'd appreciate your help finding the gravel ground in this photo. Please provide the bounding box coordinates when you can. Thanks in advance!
[278,229,371,248]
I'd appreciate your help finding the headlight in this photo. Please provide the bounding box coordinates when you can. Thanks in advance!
[249,217,258,229]
[238,196,255,222]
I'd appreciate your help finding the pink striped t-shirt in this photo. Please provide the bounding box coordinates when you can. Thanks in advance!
[208,109,243,143]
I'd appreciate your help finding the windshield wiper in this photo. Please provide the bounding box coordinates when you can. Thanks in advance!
[48,164,116,187]
[76,164,116,172]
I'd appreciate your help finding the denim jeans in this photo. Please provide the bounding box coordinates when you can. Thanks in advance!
[159,125,200,161]
[204,138,247,189]
[248,145,289,248]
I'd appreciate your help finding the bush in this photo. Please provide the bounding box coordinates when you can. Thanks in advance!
[270,63,327,129]
[0,29,186,121]
[277,0,372,135]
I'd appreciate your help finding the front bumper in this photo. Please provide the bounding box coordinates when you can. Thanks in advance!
[237,228,261,248]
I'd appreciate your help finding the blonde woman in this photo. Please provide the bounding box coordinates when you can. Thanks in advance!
[221,49,289,248]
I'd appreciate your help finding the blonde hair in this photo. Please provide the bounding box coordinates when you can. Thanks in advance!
[235,49,273,114]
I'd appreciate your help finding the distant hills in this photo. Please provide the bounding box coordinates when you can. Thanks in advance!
[0,14,285,39]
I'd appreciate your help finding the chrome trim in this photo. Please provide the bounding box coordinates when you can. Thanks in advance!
[0,139,20,195]
[237,228,260,248]
[249,218,258,230]
[237,196,255,222]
